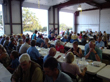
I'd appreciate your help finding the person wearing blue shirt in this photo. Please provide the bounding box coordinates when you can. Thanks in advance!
[27,40,42,62]
[84,41,102,61]
[44,57,73,82]
[95,36,105,49]
[61,35,68,42]
[7,50,19,73]
[32,30,37,40]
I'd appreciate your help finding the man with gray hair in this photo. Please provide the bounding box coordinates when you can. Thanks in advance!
[84,41,102,61]
[11,53,43,82]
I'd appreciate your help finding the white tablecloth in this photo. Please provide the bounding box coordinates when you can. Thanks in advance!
[0,63,11,82]
[58,57,106,75]
[97,65,110,81]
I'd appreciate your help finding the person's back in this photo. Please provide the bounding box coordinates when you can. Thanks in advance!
[61,62,81,76]
[19,38,30,54]
[19,42,30,54]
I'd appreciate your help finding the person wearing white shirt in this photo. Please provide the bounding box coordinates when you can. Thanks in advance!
[19,38,30,54]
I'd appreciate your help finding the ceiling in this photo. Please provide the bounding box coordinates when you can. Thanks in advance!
[61,3,96,12]
[24,0,69,6]
[1,0,110,12]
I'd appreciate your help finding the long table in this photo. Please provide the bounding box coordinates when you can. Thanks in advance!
[97,65,110,81]
[36,46,106,75]
[0,63,11,82]
[49,41,110,55]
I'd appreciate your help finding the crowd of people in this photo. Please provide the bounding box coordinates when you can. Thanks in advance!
[0,29,109,82]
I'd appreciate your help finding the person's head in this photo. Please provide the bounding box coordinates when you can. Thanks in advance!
[51,33,54,37]
[67,29,69,31]
[49,47,56,56]
[57,35,61,40]
[19,53,31,70]
[104,31,106,33]
[66,52,74,63]
[5,36,9,41]
[97,36,102,42]
[56,40,61,46]
[18,39,23,45]
[10,50,19,60]
[64,35,67,39]
[44,57,58,77]
[26,38,30,44]
[45,38,49,43]
[74,32,76,34]
[31,40,36,47]
[89,40,95,49]
[34,30,38,34]
[73,41,78,49]
[83,35,87,39]
[0,44,6,54]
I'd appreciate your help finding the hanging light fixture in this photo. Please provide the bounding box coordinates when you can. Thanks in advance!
[77,5,82,10]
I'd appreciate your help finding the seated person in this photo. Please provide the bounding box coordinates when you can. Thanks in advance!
[67,41,82,58]
[61,52,87,77]
[3,36,10,49]
[36,35,44,46]
[19,38,30,54]
[0,44,10,67]
[27,40,43,65]
[54,35,67,46]
[55,40,64,53]
[7,50,19,73]
[48,33,55,41]
[95,36,105,49]
[84,41,102,61]
[70,32,79,43]
[43,47,61,63]
[81,35,87,45]
[8,38,17,51]
[40,38,51,48]
[44,57,73,82]
[0,34,6,45]
[11,53,43,82]
[61,35,68,42]
[16,39,23,52]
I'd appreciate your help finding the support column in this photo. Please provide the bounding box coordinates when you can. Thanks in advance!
[74,11,79,33]
[48,6,59,35]
[3,0,23,35]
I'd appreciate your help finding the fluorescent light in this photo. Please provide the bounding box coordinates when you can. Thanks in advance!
[77,5,82,10]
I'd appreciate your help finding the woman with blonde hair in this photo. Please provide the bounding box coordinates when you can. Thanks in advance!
[61,52,87,77]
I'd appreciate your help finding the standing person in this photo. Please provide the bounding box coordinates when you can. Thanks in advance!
[44,57,73,82]
[65,29,70,36]
[32,30,38,40]
[11,53,43,82]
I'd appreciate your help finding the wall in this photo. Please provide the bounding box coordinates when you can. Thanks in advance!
[77,10,99,33]
[77,8,110,34]
[100,8,110,34]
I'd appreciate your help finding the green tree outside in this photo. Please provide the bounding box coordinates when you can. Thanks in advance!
[22,8,43,32]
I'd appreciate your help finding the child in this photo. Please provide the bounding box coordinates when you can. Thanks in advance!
[7,50,19,73]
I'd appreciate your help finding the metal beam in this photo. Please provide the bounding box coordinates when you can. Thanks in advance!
[54,0,94,9]
[86,1,101,8]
